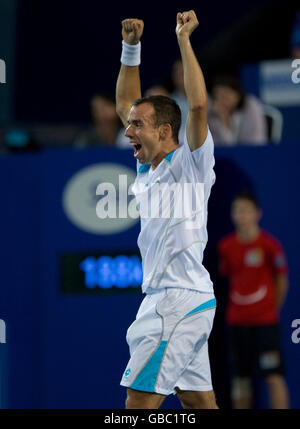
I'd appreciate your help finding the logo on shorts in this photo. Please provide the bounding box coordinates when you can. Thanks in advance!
[123,368,131,380]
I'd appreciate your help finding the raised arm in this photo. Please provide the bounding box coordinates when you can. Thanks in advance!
[176,11,208,151]
[116,19,144,127]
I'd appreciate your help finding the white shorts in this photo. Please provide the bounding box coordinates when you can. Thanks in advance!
[120,287,216,395]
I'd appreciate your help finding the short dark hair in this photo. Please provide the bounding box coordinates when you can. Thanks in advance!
[132,95,181,144]
[232,191,260,208]
[211,75,245,110]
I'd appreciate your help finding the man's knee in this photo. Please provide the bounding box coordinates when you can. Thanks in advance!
[176,388,218,409]
[126,388,165,409]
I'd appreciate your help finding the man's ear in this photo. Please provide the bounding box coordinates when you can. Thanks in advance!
[159,123,172,141]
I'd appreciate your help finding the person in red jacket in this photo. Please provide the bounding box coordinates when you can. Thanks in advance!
[218,191,290,409]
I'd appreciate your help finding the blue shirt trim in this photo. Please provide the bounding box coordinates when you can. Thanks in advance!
[138,164,151,173]
[138,149,176,174]
[165,149,176,162]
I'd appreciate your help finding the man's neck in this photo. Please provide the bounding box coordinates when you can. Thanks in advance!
[151,144,179,170]
[236,225,260,243]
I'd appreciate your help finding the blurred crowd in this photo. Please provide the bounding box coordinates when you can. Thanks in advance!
[73,4,299,152]
[1,7,299,154]
[60,70,268,153]
[73,65,270,150]
[0,71,276,153]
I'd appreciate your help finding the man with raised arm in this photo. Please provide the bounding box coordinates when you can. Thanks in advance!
[116,11,218,409]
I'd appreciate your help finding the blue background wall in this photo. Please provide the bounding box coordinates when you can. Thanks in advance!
[0,143,299,409]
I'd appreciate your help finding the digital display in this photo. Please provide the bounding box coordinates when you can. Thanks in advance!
[60,252,143,294]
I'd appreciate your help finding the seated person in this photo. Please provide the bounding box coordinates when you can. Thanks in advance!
[74,93,121,148]
[207,75,268,146]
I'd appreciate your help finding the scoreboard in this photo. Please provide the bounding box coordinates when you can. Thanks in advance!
[61,252,143,294]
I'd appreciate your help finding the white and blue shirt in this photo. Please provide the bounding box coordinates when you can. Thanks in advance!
[131,128,216,294]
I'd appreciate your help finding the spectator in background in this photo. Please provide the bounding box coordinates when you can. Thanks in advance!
[217,192,290,409]
[74,94,121,148]
[207,76,268,146]
[290,10,300,58]
[116,84,170,148]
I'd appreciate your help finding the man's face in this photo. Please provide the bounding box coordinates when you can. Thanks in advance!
[231,198,261,230]
[125,103,162,164]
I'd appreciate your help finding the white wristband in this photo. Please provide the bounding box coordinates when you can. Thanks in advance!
[121,40,141,66]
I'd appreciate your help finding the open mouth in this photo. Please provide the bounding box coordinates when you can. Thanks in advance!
[133,143,142,158]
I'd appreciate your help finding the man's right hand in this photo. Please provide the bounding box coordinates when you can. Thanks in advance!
[122,19,144,45]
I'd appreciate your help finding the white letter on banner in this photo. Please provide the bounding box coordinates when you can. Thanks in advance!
[0,59,6,84]
[291,319,300,344]
[291,59,300,84]
[0,319,6,343]
[96,183,117,218]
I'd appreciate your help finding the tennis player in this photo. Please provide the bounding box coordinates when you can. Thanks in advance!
[116,10,218,409]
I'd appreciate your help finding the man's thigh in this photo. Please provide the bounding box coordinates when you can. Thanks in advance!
[126,388,166,409]
[176,388,218,409]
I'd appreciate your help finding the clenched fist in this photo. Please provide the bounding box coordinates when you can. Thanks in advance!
[122,18,144,45]
[176,10,199,38]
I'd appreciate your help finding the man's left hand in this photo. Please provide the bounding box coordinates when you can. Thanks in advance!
[176,10,199,38]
